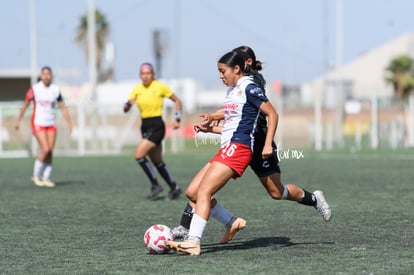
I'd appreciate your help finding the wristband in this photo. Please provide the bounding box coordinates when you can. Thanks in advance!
[175,110,182,122]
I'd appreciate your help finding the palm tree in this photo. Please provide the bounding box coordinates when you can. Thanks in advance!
[76,9,111,82]
[385,55,414,147]
[385,55,414,98]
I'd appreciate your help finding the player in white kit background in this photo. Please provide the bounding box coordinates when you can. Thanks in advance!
[15,66,72,187]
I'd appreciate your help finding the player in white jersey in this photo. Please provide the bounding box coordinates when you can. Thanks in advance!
[172,46,332,242]
[166,50,278,255]
[15,66,72,187]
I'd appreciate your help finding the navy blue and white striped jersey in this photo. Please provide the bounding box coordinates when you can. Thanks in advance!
[221,76,269,149]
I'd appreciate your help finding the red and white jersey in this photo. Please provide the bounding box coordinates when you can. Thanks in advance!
[26,81,63,127]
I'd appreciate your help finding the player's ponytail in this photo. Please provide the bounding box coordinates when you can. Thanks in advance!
[233,46,263,71]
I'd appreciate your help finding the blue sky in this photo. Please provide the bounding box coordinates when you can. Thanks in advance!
[1,0,413,87]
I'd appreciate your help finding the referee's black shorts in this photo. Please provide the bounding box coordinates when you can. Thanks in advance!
[140,116,165,145]
[249,128,281,177]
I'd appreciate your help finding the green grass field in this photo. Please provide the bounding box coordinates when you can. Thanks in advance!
[0,149,413,274]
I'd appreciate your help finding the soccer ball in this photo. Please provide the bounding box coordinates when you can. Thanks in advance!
[144,224,173,254]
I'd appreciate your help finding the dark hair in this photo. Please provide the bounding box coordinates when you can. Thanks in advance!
[233,46,263,71]
[218,51,251,74]
[140,62,154,72]
[41,66,52,74]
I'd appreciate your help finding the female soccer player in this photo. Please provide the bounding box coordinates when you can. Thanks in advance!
[172,46,332,244]
[123,62,182,200]
[166,50,278,255]
[15,66,72,187]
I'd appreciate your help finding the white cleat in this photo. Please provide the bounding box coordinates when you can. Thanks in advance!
[42,179,55,188]
[172,225,189,240]
[32,176,45,187]
[313,190,332,222]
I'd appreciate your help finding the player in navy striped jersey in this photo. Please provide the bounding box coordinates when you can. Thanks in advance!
[172,46,332,244]
[166,50,278,255]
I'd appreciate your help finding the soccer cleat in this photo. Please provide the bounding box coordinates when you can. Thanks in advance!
[147,185,163,200]
[220,217,247,244]
[172,225,189,239]
[42,179,55,188]
[166,240,201,256]
[167,186,182,200]
[313,190,332,222]
[31,176,45,187]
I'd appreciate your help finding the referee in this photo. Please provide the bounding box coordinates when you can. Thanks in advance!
[124,63,182,200]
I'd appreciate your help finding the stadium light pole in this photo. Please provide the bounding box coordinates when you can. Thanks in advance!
[315,0,330,152]
[29,0,38,157]
[87,0,98,152]
[29,0,38,86]
[335,0,344,148]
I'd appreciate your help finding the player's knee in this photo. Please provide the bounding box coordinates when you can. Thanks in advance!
[185,189,197,202]
[40,148,52,157]
[268,185,289,200]
[268,190,283,200]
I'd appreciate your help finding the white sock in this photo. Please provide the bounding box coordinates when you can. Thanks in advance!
[33,160,45,178]
[42,164,53,180]
[188,213,207,244]
[210,202,233,226]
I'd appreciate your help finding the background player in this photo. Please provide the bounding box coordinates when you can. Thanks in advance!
[123,62,182,200]
[15,66,72,187]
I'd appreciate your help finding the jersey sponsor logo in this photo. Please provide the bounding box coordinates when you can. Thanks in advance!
[224,103,238,110]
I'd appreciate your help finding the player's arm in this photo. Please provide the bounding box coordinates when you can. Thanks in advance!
[169,93,182,129]
[199,109,224,127]
[194,123,223,134]
[258,101,278,159]
[15,98,31,130]
[58,100,73,134]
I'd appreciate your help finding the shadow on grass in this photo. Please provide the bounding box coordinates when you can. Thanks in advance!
[54,180,86,186]
[201,237,335,254]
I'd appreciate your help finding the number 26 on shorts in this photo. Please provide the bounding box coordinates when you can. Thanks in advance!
[222,143,238,157]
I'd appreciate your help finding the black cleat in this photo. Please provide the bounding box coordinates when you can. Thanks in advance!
[167,186,182,200]
[147,185,163,200]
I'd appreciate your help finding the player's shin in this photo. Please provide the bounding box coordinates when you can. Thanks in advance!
[298,189,317,206]
[188,213,207,244]
[210,201,234,226]
[180,202,194,229]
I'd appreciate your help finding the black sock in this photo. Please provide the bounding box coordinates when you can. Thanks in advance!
[155,161,177,190]
[180,203,194,229]
[298,189,317,206]
[136,158,159,187]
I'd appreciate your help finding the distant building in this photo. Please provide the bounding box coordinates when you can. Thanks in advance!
[0,69,32,101]
[301,33,414,108]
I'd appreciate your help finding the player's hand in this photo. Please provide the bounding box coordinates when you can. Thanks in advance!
[199,114,212,127]
[172,120,180,130]
[194,124,210,133]
[15,121,20,130]
[67,122,73,135]
[262,144,273,159]
[123,102,132,113]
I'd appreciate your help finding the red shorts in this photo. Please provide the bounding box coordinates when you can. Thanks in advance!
[209,142,253,178]
[32,124,56,134]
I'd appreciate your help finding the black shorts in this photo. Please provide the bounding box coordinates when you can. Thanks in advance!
[249,128,281,177]
[141,117,165,145]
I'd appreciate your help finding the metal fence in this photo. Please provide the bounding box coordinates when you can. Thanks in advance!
[0,95,410,158]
